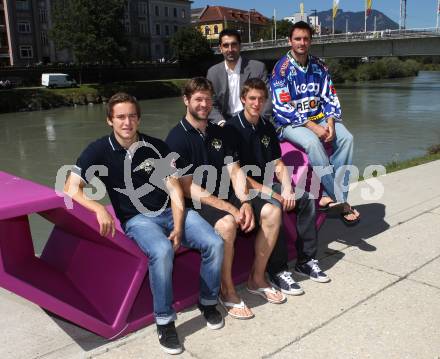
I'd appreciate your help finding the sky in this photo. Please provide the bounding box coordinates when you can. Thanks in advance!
[191,0,440,29]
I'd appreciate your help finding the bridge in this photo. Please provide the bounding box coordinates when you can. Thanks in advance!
[233,28,440,60]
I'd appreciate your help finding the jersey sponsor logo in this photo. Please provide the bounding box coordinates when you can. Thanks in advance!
[294,82,320,95]
[280,58,290,76]
[261,135,270,148]
[211,138,222,151]
[312,63,322,76]
[289,66,297,76]
[272,80,285,88]
[308,112,325,121]
[275,87,291,103]
[287,69,298,82]
[293,96,320,113]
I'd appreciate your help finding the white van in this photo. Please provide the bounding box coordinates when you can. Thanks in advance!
[41,73,77,88]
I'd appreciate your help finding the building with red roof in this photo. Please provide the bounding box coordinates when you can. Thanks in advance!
[191,5,270,44]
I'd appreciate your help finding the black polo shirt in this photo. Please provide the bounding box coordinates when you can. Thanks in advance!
[165,117,239,197]
[71,132,182,224]
[226,110,281,184]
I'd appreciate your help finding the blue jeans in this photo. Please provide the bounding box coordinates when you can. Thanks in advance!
[282,119,354,202]
[123,208,223,325]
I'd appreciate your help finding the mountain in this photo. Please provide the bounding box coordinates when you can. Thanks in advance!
[316,9,399,33]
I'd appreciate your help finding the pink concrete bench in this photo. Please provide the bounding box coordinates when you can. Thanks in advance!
[280,141,328,258]
[0,171,147,339]
[0,143,326,339]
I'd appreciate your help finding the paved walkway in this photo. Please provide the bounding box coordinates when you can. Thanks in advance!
[1,161,440,359]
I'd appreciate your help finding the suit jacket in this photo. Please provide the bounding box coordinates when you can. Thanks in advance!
[206,57,272,125]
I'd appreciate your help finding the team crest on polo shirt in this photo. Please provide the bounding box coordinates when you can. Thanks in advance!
[137,159,155,174]
[211,138,222,151]
[261,135,270,148]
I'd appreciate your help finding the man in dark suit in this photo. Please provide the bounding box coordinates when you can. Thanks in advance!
[207,29,272,126]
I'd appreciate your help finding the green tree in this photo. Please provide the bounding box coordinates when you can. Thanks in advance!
[261,20,293,40]
[276,20,293,39]
[50,0,127,67]
[170,27,214,71]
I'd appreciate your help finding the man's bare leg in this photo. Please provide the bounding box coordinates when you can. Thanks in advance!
[215,214,253,317]
[247,203,284,302]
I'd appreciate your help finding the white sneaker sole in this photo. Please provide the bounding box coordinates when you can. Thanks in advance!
[207,318,225,330]
[294,269,331,283]
[268,279,304,295]
[160,344,183,355]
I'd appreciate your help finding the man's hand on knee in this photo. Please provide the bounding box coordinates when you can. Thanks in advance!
[168,229,182,252]
[305,121,329,141]
[239,202,255,233]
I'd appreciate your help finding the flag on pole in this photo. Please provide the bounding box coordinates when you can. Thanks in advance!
[333,0,339,19]
[300,2,304,17]
[366,0,373,17]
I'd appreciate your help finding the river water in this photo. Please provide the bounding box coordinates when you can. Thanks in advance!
[1,71,439,252]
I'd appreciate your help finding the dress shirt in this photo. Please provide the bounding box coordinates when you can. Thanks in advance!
[225,57,243,115]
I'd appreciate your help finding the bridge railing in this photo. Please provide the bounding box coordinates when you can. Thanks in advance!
[230,28,440,53]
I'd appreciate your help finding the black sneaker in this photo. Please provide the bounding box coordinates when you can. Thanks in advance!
[294,259,330,283]
[157,322,183,355]
[198,302,224,330]
[269,271,304,295]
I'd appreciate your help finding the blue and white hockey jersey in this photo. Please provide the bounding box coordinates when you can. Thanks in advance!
[270,52,342,130]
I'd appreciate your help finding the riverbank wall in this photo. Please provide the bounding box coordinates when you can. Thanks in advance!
[0,63,192,87]
[0,79,187,113]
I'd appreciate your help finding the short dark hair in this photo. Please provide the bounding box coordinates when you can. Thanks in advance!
[289,21,313,39]
[106,92,141,119]
[240,78,268,100]
[183,77,213,99]
[218,28,241,45]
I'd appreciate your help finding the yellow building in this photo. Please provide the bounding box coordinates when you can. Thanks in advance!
[191,5,269,44]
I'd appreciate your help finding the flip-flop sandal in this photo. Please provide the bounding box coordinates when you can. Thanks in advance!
[341,205,360,226]
[218,297,254,319]
[318,201,346,214]
[246,286,286,304]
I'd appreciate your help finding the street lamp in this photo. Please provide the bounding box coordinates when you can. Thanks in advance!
[248,8,255,43]
[309,9,318,24]
[437,0,440,31]
[399,0,407,30]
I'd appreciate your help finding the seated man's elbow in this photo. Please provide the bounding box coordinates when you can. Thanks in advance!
[64,174,82,197]
[63,177,72,195]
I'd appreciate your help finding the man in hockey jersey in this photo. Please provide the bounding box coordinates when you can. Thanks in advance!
[270,21,360,225]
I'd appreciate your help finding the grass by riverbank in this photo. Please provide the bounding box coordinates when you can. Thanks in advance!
[384,144,440,175]
[360,144,440,181]
[0,79,187,114]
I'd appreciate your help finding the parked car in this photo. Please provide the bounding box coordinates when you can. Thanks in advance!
[41,73,77,88]
[0,80,13,89]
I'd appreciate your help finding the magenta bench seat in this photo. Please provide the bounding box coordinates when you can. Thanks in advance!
[0,171,147,339]
[0,143,325,339]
